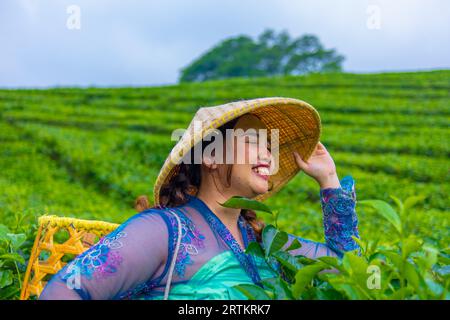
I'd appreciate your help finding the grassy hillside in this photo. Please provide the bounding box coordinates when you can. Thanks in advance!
[0,70,449,298]
[0,71,450,239]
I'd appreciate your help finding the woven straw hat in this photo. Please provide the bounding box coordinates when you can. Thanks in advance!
[153,97,321,206]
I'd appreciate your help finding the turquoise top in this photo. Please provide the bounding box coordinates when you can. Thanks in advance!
[151,251,277,300]
[39,175,359,300]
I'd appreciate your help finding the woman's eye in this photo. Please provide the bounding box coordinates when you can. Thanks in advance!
[244,136,271,149]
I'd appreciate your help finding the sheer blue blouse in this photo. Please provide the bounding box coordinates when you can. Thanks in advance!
[39,175,359,300]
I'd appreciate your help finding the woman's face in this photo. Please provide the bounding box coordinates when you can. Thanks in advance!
[212,114,274,198]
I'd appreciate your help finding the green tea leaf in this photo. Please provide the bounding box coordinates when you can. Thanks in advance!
[0,225,10,239]
[272,210,280,229]
[233,284,272,300]
[285,238,302,251]
[260,277,294,300]
[359,200,402,235]
[296,256,317,265]
[245,241,265,258]
[343,252,369,278]
[262,225,289,258]
[0,253,25,265]
[389,195,404,217]
[403,261,420,291]
[381,250,403,270]
[351,236,367,256]
[0,270,14,289]
[318,256,346,273]
[272,251,303,272]
[0,284,19,299]
[6,233,27,249]
[331,282,360,300]
[219,196,272,213]
[403,195,427,212]
[292,262,327,298]
[388,286,414,300]
[402,236,423,258]
[415,245,439,271]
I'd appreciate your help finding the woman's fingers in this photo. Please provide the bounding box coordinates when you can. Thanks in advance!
[315,142,328,155]
[293,152,308,170]
[317,141,326,150]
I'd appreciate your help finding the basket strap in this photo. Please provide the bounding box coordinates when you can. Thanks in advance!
[163,208,183,300]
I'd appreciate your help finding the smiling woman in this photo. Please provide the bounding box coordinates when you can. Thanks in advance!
[38,97,360,300]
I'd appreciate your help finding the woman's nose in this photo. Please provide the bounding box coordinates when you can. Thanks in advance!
[258,148,272,162]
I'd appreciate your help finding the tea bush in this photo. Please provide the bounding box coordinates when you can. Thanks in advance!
[0,70,448,299]
[230,195,449,300]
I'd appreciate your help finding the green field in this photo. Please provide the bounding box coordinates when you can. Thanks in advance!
[0,70,449,299]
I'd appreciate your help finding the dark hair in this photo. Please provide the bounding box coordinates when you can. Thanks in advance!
[135,116,269,242]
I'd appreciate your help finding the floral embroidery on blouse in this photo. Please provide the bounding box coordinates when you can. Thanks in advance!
[164,208,206,278]
[61,228,127,282]
[201,207,263,285]
[320,175,360,256]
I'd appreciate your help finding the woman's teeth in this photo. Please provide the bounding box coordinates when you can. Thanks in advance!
[253,167,269,175]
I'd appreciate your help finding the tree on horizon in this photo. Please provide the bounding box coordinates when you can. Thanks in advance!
[179,29,345,83]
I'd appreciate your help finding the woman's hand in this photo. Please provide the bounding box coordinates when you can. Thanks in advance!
[293,141,341,189]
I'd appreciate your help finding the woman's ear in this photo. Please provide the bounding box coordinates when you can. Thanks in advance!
[203,154,218,170]
[203,147,218,169]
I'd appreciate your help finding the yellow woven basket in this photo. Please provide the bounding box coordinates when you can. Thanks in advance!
[20,215,119,300]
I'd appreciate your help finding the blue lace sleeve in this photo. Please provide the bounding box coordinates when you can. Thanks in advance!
[39,209,172,300]
[320,175,360,257]
[284,175,360,259]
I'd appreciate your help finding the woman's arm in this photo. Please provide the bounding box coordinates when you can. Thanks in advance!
[288,142,360,259]
[39,210,171,300]
[284,175,360,259]
[321,175,359,256]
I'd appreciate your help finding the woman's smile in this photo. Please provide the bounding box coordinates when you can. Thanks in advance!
[251,163,270,181]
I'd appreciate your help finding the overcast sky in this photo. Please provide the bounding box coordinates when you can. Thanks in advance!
[1,0,449,88]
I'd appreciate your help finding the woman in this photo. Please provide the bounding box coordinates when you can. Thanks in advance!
[39,97,359,300]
